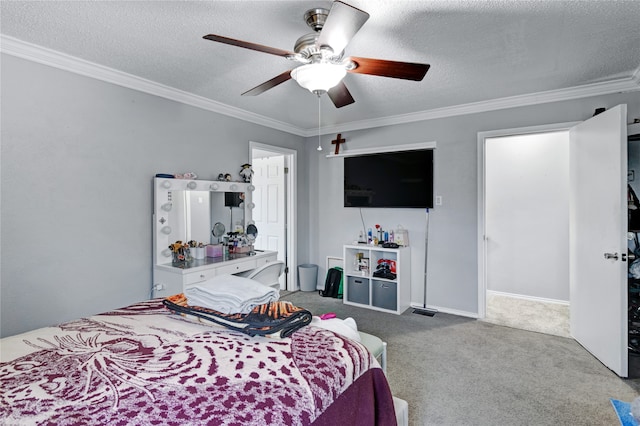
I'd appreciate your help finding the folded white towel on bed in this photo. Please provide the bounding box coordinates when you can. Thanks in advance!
[184,274,280,314]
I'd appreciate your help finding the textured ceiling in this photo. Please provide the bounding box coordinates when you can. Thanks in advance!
[1,0,640,133]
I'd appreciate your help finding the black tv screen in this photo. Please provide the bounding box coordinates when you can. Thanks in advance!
[344,149,434,208]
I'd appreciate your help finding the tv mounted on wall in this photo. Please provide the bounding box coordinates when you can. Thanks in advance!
[344,149,434,208]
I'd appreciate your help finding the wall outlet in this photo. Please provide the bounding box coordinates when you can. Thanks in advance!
[435,196,443,206]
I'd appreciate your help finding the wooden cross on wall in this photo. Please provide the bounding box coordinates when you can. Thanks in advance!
[332,133,346,155]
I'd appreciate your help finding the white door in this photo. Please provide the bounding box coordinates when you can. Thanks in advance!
[570,104,628,377]
[252,155,287,288]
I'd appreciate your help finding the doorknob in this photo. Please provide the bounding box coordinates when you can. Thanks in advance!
[604,252,619,260]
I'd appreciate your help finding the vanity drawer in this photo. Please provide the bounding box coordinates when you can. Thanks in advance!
[183,269,216,285]
[216,260,257,275]
[255,254,277,268]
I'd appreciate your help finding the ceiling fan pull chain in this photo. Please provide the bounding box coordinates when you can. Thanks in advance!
[317,94,323,151]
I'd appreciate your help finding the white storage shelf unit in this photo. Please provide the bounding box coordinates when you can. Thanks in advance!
[343,245,411,315]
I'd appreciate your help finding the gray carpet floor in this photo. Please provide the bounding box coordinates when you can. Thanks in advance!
[281,290,640,426]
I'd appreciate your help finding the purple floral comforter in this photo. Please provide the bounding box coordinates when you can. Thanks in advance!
[0,299,396,425]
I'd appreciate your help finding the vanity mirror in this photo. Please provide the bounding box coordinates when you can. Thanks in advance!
[152,176,277,299]
[168,190,244,244]
[153,177,254,266]
[212,221,226,243]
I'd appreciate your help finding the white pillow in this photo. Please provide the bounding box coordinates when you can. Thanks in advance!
[310,316,361,342]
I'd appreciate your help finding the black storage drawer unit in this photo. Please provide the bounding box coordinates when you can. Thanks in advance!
[372,280,397,311]
[347,276,369,305]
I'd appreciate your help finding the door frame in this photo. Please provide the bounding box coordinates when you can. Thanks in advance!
[249,141,298,291]
[477,121,579,318]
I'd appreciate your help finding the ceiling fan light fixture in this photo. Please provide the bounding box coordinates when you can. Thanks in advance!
[291,63,346,94]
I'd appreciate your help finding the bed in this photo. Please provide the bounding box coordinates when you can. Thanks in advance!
[0,298,396,425]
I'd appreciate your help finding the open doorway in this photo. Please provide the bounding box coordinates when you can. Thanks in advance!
[249,142,297,291]
[479,108,631,376]
[478,123,573,336]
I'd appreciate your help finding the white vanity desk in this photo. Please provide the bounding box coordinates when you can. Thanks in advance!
[151,177,277,298]
[153,250,277,298]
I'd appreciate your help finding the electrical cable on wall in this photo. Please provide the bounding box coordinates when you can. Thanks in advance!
[359,208,367,243]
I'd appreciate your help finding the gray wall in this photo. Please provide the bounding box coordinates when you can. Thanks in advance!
[308,92,640,316]
[485,132,569,301]
[0,54,306,337]
[2,51,638,336]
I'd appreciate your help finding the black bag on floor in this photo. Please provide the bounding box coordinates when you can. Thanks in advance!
[320,267,343,298]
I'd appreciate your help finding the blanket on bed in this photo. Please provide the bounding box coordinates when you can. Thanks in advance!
[0,299,396,425]
[163,293,312,338]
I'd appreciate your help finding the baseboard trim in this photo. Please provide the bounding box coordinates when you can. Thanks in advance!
[487,290,569,306]
[409,303,479,319]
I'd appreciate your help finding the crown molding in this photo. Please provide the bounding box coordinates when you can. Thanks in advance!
[314,71,640,137]
[632,65,640,85]
[0,35,307,137]
[2,35,639,139]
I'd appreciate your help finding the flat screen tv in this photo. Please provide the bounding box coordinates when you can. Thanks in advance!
[344,149,434,208]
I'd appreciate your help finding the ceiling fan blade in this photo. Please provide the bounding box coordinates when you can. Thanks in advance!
[241,70,293,96]
[327,81,355,108]
[203,34,294,58]
[347,56,430,81]
[317,1,369,55]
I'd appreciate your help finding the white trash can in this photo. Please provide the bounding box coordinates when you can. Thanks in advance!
[298,264,318,292]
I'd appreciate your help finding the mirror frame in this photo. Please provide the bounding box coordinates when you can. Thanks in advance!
[153,177,255,266]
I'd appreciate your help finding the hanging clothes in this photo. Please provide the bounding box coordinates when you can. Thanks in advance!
[629,184,640,231]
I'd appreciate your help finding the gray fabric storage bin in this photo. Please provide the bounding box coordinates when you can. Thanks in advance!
[372,280,397,311]
[347,276,369,304]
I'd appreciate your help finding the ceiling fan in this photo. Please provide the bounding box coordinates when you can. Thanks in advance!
[203,1,430,108]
